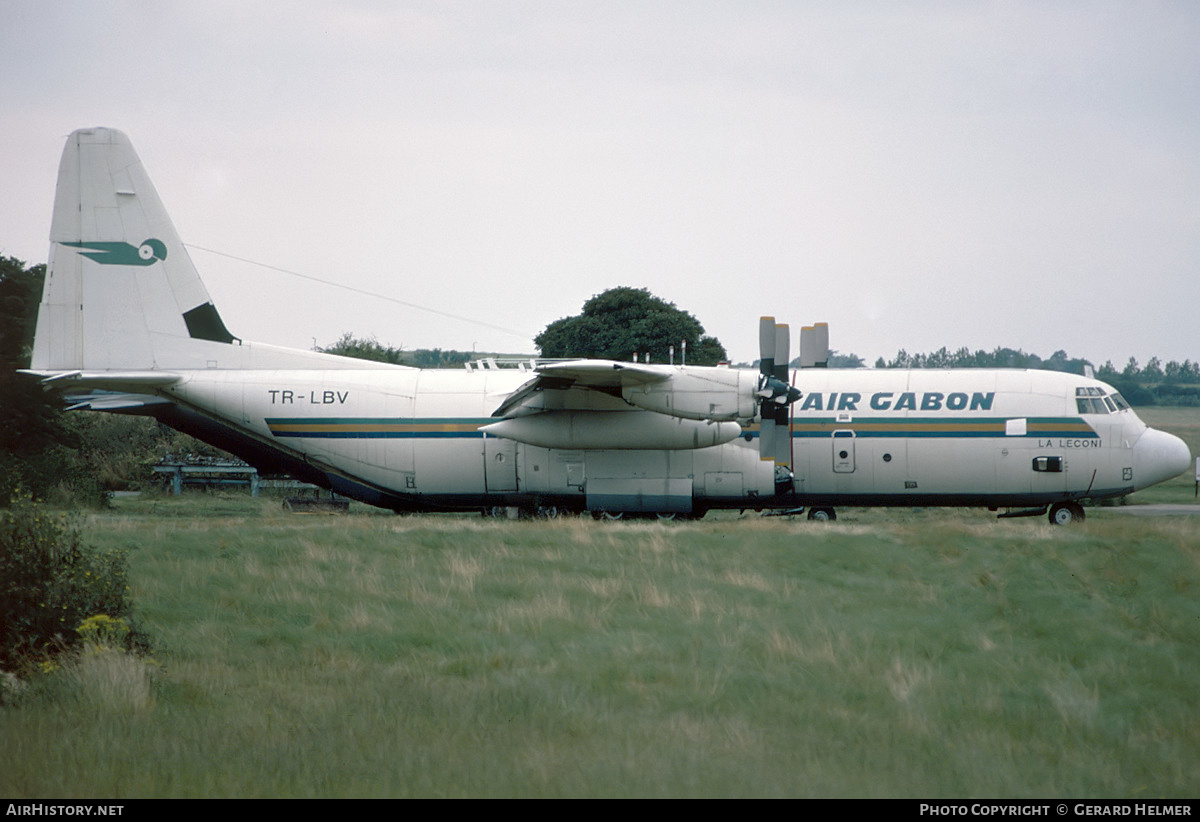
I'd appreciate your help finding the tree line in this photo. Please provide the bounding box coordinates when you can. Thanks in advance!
[316,332,476,369]
[868,346,1200,406]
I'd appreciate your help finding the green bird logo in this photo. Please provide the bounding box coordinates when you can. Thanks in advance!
[63,239,168,266]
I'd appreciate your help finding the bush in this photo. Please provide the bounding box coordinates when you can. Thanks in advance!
[0,496,137,671]
[0,447,107,510]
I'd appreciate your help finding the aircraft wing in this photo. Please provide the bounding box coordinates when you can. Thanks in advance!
[485,360,747,450]
[491,360,670,418]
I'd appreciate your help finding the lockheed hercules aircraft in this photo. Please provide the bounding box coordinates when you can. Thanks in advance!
[22,128,1192,524]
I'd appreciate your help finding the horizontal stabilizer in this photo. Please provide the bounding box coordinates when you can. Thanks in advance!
[20,369,182,392]
[63,391,174,411]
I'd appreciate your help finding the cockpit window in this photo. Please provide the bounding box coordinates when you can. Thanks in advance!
[1075,386,1128,414]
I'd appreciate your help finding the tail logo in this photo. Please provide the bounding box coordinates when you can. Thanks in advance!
[63,239,168,266]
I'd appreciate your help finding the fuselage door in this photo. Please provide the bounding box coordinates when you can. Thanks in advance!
[484,434,519,492]
[832,429,856,473]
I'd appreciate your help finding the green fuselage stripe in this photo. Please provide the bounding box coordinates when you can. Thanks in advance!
[266,417,490,439]
[764,417,1098,439]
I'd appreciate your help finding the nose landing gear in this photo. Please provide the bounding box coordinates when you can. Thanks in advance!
[1048,501,1086,525]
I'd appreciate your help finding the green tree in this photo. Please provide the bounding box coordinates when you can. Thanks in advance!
[873,343,1200,406]
[0,257,100,503]
[827,351,865,368]
[318,332,408,365]
[1122,357,1141,380]
[535,287,727,365]
[319,334,477,369]
[409,348,472,369]
[1142,356,1164,382]
[0,258,56,442]
[1163,359,1200,384]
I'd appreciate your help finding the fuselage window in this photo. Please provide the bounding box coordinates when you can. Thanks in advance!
[1033,456,1063,472]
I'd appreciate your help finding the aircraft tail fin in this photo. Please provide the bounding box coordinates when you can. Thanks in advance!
[31,127,238,372]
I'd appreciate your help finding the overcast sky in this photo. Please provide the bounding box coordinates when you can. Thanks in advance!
[3,1,1198,368]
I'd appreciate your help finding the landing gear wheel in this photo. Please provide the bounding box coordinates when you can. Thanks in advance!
[1048,501,1085,525]
[807,507,837,522]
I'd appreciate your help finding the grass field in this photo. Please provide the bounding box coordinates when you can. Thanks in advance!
[2,412,1198,798]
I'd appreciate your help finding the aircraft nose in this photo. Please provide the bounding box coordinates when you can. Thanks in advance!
[1132,427,1192,490]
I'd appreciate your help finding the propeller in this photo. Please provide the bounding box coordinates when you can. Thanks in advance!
[758,317,802,488]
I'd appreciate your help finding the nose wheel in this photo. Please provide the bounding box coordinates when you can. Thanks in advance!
[1048,501,1085,525]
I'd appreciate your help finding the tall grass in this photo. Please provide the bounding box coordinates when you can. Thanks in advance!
[2,494,1198,797]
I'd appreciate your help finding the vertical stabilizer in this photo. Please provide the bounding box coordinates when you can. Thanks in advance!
[31,128,236,371]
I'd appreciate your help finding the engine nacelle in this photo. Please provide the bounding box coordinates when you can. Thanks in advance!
[620,367,757,422]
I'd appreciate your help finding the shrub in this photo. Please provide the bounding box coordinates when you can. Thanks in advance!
[0,448,107,510]
[0,495,137,671]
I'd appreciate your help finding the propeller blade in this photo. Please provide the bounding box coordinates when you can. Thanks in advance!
[773,323,792,467]
[812,323,829,368]
[758,316,778,462]
[759,316,776,376]
[759,414,776,462]
[800,322,830,368]
[773,323,789,383]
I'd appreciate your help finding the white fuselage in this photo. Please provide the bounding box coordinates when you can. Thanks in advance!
[154,364,1180,515]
